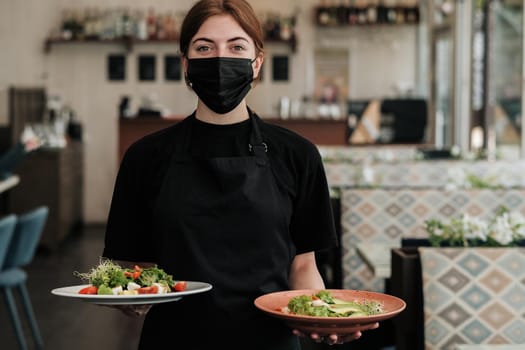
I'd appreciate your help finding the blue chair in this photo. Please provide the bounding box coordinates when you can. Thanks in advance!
[1,206,48,350]
[0,214,17,269]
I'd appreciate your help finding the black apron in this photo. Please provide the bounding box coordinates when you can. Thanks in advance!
[139,112,301,349]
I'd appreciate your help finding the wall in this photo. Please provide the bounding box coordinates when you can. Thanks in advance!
[0,0,421,223]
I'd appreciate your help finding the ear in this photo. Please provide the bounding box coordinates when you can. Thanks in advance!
[252,53,264,80]
[182,56,189,76]
[182,56,192,87]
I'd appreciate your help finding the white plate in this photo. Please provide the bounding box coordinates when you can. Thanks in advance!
[51,281,212,305]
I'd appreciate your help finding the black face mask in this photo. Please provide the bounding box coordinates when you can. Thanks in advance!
[187,57,255,114]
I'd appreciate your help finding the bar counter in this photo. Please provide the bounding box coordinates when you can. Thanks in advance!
[118,116,348,161]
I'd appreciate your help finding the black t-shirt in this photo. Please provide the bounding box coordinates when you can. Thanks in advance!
[103,110,338,349]
[104,110,337,262]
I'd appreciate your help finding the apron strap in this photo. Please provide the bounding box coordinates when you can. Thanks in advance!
[248,109,268,166]
[175,109,268,165]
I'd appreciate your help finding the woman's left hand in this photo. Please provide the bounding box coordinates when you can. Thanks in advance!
[293,322,379,345]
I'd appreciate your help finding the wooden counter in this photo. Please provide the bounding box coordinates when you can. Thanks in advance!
[8,142,84,251]
[119,116,348,161]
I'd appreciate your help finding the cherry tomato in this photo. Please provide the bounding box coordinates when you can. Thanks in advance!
[124,266,142,279]
[78,285,98,294]
[136,285,158,294]
[173,281,187,292]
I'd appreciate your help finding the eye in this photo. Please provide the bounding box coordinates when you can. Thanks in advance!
[196,45,211,52]
[233,45,245,51]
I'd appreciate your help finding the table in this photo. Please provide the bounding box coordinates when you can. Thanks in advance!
[0,174,20,193]
[456,345,525,350]
[0,174,20,214]
[356,243,398,279]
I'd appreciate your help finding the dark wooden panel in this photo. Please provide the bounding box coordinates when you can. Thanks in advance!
[8,142,84,251]
[119,117,348,162]
[8,86,46,145]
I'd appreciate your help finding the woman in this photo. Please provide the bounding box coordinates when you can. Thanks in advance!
[103,0,377,348]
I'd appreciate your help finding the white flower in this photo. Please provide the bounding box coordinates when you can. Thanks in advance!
[509,212,525,226]
[433,227,444,237]
[462,215,488,241]
[515,226,525,239]
[361,166,375,185]
[489,213,515,245]
[426,209,525,247]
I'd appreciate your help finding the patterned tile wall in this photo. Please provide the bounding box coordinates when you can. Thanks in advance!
[325,160,525,188]
[419,247,525,349]
[340,189,525,292]
[318,145,419,164]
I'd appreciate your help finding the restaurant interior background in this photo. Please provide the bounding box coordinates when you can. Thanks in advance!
[1,0,425,225]
[0,0,523,245]
[1,0,525,349]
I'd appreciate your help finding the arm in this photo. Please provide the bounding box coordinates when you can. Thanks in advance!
[289,251,379,345]
[289,252,324,290]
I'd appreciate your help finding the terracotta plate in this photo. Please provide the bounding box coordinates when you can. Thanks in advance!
[254,289,406,336]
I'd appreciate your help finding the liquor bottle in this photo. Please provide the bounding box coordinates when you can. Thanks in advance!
[316,0,331,25]
[356,0,368,25]
[384,0,397,24]
[156,12,166,40]
[366,0,378,24]
[135,9,148,40]
[146,7,157,40]
[404,0,419,24]
[91,7,103,39]
[377,0,388,24]
[122,7,133,38]
[337,0,350,25]
[83,7,94,39]
[280,16,293,41]
[60,9,74,40]
[395,0,406,24]
[348,0,359,25]
[164,11,177,39]
[327,0,339,26]
[72,8,85,40]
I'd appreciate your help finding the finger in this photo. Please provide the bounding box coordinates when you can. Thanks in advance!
[309,333,323,343]
[325,335,338,345]
[292,329,304,337]
[329,331,362,344]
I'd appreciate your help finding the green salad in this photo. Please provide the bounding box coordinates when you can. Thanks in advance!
[72,258,187,295]
[284,290,383,317]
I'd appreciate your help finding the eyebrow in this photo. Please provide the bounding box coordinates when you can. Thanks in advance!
[191,36,250,44]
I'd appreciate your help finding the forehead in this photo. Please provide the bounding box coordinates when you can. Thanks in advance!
[192,14,253,43]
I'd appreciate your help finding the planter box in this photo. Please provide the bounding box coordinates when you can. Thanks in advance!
[390,247,424,350]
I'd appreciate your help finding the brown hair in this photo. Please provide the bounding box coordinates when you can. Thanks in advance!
[179,0,264,59]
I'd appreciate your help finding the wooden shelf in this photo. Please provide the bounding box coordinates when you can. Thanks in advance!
[313,5,420,27]
[265,35,297,52]
[44,37,180,53]
[44,35,297,54]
